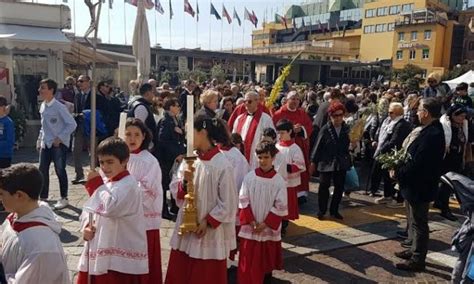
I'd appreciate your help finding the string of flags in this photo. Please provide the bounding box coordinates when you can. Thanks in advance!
[120,0,259,28]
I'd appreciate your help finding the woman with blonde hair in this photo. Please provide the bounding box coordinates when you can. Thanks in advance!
[195,89,219,119]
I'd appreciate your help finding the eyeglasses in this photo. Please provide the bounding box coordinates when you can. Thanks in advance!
[78,80,84,83]
[388,111,394,115]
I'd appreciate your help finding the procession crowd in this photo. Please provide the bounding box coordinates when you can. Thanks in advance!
[0,71,473,283]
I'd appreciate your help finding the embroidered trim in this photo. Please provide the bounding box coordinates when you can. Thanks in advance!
[144,212,162,218]
[87,247,148,260]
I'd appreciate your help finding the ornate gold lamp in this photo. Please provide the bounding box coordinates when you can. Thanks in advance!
[178,156,198,235]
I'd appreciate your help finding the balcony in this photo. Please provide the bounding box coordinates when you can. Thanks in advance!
[237,40,359,58]
[395,9,448,27]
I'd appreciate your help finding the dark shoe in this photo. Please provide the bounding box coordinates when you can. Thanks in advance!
[394,250,413,260]
[401,239,412,248]
[395,260,425,271]
[440,210,458,221]
[298,196,307,205]
[71,176,85,185]
[397,231,408,239]
[317,212,325,220]
[330,212,344,220]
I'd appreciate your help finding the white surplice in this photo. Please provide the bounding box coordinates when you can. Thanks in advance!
[170,151,238,260]
[276,142,306,188]
[232,112,275,169]
[128,150,163,230]
[1,203,69,284]
[78,174,148,275]
[238,170,288,242]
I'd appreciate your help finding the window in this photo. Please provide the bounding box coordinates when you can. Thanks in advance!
[398,32,405,41]
[377,7,388,16]
[375,24,387,33]
[389,5,401,15]
[396,50,403,60]
[365,9,375,18]
[424,30,431,40]
[409,50,416,60]
[364,25,375,33]
[411,31,417,41]
[402,3,414,13]
[469,41,474,50]
[388,23,395,31]
[422,49,429,59]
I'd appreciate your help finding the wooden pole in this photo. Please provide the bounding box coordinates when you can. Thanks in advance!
[90,1,102,171]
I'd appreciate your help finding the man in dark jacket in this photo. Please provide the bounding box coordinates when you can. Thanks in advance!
[370,102,412,203]
[156,97,185,219]
[393,98,445,271]
[128,83,157,147]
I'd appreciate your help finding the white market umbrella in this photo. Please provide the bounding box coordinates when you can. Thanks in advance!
[443,70,474,89]
[132,0,151,82]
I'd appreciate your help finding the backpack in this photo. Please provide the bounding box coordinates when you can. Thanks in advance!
[82,109,108,137]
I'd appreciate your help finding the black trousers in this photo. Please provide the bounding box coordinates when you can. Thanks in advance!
[370,161,395,197]
[318,170,346,215]
[408,201,430,264]
[0,158,12,169]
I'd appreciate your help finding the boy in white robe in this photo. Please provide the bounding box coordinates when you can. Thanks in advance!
[165,116,237,284]
[276,119,306,234]
[238,142,288,284]
[0,163,69,284]
[77,137,148,284]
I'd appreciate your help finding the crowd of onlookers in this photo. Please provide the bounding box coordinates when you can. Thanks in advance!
[0,70,473,275]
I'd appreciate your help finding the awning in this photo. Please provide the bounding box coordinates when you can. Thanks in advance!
[64,42,116,67]
[0,24,70,52]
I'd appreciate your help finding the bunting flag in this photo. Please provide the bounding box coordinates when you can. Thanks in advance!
[184,0,195,17]
[233,7,241,26]
[210,3,221,20]
[109,0,113,9]
[275,13,287,29]
[155,0,164,14]
[222,4,232,24]
[196,1,199,21]
[169,0,173,19]
[125,0,153,9]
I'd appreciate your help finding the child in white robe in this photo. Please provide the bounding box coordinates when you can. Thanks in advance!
[0,163,69,284]
[77,138,148,284]
[238,142,288,284]
[261,127,288,180]
[276,119,306,233]
[125,118,164,284]
[165,117,237,284]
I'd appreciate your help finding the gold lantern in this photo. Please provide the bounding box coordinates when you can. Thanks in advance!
[178,156,198,235]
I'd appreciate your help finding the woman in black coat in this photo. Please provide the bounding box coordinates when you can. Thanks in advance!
[156,97,185,219]
[310,101,352,220]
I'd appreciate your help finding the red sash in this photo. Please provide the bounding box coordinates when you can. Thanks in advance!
[7,213,47,233]
[236,108,263,162]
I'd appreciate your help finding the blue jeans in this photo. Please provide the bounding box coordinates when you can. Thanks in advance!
[39,144,68,199]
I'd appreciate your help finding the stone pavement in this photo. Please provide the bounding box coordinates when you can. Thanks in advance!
[8,148,466,283]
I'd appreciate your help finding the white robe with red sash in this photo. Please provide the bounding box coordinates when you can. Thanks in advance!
[1,204,69,284]
[232,110,275,170]
[78,171,148,276]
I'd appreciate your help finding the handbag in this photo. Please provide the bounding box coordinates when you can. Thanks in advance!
[344,166,360,192]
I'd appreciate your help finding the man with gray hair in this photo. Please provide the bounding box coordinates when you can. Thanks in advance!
[232,91,275,169]
[370,102,411,205]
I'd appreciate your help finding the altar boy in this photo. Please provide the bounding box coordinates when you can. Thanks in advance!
[238,142,288,284]
[0,163,69,283]
[77,137,148,283]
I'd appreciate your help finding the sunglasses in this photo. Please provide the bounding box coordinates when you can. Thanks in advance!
[78,80,84,83]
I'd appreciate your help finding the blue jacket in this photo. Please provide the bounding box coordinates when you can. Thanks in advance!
[0,116,14,158]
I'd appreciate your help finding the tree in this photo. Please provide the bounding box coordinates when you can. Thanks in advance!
[210,64,226,83]
[442,62,474,81]
[392,64,425,91]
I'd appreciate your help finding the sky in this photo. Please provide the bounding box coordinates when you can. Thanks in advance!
[37,0,303,50]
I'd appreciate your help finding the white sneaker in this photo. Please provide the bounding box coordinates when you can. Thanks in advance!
[375,196,391,204]
[53,198,69,210]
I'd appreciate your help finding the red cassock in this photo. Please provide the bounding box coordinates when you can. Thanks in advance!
[272,106,313,196]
